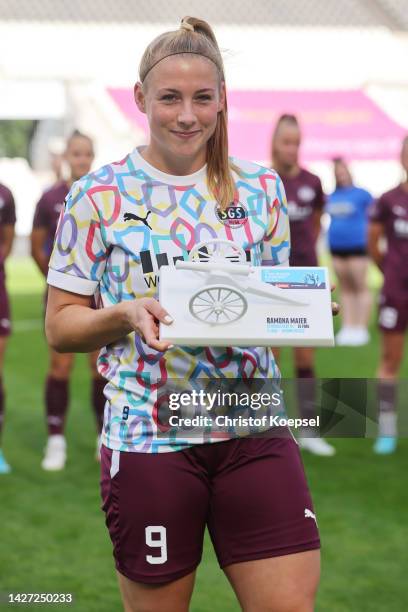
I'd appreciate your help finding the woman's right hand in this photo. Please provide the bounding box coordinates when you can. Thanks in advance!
[123,297,174,352]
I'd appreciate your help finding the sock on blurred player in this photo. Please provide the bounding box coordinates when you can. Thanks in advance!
[91,377,106,433]
[45,376,69,436]
[296,367,316,421]
[377,380,397,437]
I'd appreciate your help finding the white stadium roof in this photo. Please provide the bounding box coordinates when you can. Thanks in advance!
[0,0,406,29]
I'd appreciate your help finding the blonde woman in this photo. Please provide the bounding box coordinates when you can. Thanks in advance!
[45,18,321,611]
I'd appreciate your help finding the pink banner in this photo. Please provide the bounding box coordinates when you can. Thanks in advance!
[108,88,406,162]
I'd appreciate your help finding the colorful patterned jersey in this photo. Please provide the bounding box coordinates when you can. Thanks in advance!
[47,147,290,453]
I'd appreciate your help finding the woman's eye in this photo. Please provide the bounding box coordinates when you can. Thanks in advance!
[161,95,177,102]
[196,95,212,102]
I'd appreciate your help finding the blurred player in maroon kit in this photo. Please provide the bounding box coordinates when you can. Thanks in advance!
[271,114,335,456]
[368,136,408,454]
[31,131,106,470]
[0,182,16,473]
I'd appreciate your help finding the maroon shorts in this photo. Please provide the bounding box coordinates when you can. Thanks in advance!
[0,278,11,337]
[100,436,320,584]
[378,292,408,333]
[289,253,318,267]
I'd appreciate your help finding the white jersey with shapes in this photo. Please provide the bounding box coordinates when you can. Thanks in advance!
[47,147,290,453]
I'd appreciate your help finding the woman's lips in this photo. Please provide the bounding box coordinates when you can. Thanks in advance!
[172,130,201,139]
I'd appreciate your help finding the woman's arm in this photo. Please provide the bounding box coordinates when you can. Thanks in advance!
[0,225,15,261]
[367,222,385,271]
[312,209,323,244]
[45,286,174,354]
[31,227,49,276]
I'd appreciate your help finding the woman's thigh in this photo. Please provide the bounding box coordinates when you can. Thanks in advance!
[100,446,210,588]
[208,436,320,573]
[206,436,320,611]
[224,549,320,612]
[332,255,350,288]
[347,256,369,292]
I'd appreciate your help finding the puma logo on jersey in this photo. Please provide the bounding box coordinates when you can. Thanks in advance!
[124,211,152,229]
[304,508,317,524]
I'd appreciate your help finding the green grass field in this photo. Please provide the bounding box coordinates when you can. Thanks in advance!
[1,258,408,611]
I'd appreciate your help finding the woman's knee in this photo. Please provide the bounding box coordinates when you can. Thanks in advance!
[294,347,314,370]
[379,360,400,378]
[380,335,404,377]
[49,352,74,379]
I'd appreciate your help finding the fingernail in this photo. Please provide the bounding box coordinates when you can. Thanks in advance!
[167,344,174,349]
[164,315,173,324]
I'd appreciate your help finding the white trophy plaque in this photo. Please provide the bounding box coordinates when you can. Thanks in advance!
[159,239,334,347]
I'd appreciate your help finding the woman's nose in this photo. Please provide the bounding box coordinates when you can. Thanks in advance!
[177,101,196,125]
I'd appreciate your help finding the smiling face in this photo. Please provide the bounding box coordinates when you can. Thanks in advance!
[134,54,225,173]
[65,136,94,181]
[272,121,301,171]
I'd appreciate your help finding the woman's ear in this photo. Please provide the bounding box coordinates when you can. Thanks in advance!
[134,82,146,114]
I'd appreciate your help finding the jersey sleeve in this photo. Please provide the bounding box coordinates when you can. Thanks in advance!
[368,194,388,224]
[32,194,49,229]
[261,173,290,266]
[47,182,109,295]
[2,187,16,225]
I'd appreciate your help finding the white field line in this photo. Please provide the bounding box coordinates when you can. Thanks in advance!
[13,319,43,332]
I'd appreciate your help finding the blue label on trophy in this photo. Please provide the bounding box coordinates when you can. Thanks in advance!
[261,268,327,289]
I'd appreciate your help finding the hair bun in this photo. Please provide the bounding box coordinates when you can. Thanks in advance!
[180,19,195,32]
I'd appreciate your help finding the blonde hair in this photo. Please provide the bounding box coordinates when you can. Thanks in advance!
[139,16,239,210]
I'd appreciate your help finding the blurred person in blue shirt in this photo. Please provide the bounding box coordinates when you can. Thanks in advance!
[326,158,373,346]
